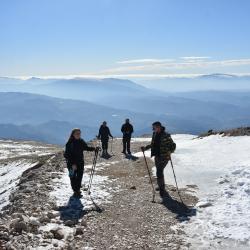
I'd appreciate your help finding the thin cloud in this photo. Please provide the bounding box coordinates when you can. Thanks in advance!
[12,72,250,80]
[103,58,250,74]
[117,58,174,64]
[181,56,211,60]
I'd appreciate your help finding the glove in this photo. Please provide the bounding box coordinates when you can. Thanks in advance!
[141,146,145,152]
[95,146,101,152]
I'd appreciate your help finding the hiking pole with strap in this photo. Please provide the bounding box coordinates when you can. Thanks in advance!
[88,149,99,195]
[142,150,156,203]
[169,156,184,203]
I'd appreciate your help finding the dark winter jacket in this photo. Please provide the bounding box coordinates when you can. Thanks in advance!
[98,125,112,141]
[121,123,134,138]
[146,127,176,158]
[64,138,95,168]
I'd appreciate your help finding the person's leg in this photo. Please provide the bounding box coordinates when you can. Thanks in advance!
[75,168,83,195]
[104,140,108,155]
[155,156,168,191]
[122,138,126,153]
[70,176,78,193]
[69,169,79,194]
[101,140,105,155]
[127,138,131,154]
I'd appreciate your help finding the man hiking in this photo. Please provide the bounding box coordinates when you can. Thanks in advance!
[141,122,176,196]
[121,118,134,155]
[64,128,99,198]
[97,121,113,157]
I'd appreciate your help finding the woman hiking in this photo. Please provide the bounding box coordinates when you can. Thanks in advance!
[64,128,99,198]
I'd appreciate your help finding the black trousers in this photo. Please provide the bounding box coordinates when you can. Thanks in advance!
[101,140,108,150]
[155,156,168,189]
[123,137,131,153]
[69,166,84,192]
[155,156,168,178]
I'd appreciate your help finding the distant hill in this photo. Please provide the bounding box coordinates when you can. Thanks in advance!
[1,76,250,144]
[137,73,250,92]
[0,92,204,144]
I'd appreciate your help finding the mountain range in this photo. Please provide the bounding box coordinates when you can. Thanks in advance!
[0,75,250,144]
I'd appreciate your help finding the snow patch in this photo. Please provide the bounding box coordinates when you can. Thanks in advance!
[169,134,250,249]
[51,168,114,210]
[0,160,38,210]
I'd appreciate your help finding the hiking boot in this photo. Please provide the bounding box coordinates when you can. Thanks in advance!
[160,189,170,198]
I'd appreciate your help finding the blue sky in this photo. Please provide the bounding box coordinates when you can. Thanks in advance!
[0,0,250,78]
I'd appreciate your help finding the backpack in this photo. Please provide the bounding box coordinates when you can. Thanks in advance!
[169,141,176,153]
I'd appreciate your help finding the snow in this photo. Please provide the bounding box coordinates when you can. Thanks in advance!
[131,138,152,142]
[134,134,250,249]
[51,167,114,210]
[164,134,250,249]
[0,140,58,211]
[0,140,56,159]
[0,160,38,210]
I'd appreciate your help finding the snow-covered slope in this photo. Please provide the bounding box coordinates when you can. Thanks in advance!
[164,135,250,249]
[0,140,59,210]
[135,134,250,249]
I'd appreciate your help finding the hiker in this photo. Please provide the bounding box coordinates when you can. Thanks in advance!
[121,118,134,154]
[141,122,176,196]
[97,121,113,157]
[64,128,99,198]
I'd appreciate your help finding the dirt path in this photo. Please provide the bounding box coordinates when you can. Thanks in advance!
[73,139,197,249]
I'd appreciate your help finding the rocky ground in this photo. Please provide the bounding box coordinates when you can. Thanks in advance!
[199,126,250,137]
[0,139,197,250]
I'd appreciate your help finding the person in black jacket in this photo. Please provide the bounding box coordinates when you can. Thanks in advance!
[64,128,99,198]
[98,121,113,157]
[141,121,176,196]
[121,118,134,154]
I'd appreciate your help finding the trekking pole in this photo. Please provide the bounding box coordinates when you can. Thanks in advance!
[169,156,184,203]
[142,150,156,203]
[110,137,114,155]
[88,149,99,195]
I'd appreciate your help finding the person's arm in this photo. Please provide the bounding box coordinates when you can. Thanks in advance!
[97,127,101,139]
[130,125,134,134]
[141,135,153,151]
[64,142,75,167]
[108,128,113,138]
[121,124,124,133]
[163,134,176,153]
[82,140,95,151]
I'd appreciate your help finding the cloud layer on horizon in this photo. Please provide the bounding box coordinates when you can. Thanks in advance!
[102,57,250,75]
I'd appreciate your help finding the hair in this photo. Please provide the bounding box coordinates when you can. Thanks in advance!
[152,121,162,127]
[67,128,81,144]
